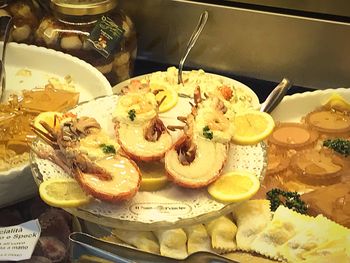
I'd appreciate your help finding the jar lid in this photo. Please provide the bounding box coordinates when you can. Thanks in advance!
[50,0,117,16]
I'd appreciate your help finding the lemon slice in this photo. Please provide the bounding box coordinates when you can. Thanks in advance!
[231,110,275,145]
[33,111,62,133]
[150,84,178,113]
[39,178,91,208]
[138,161,168,191]
[323,93,350,111]
[208,171,260,203]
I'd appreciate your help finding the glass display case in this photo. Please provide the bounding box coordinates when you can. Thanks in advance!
[119,0,350,89]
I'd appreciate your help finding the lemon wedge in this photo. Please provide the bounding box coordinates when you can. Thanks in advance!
[138,161,168,191]
[150,84,178,113]
[323,93,350,111]
[39,178,91,208]
[231,110,275,145]
[33,111,62,133]
[208,171,260,203]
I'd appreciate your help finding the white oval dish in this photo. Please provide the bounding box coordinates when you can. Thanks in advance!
[0,42,112,207]
[271,87,350,121]
[30,94,267,230]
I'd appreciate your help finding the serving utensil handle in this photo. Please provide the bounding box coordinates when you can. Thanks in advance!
[178,11,209,85]
[260,78,292,113]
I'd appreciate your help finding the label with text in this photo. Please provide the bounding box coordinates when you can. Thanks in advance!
[0,219,41,261]
[130,203,192,216]
[87,16,125,58]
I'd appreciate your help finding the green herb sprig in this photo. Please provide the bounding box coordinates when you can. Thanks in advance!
[323,138,350,157]
[100,144,116,154]
[203,125,213,140]
[128,109,136,121]
[266,188,307,214]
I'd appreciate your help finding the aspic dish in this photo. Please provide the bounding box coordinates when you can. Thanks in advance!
[261,88,350,195]
[259,88,350,229]
[0,42,112,207]
[30,77,268,229]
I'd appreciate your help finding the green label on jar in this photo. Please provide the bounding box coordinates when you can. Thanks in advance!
[87,16,125,58]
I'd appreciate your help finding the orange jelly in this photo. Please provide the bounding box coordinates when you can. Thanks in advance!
[302,181,350,228]
[269,123,319,149]
[306,110,350,134]
[264,95,350,197]
[0,85,79,171]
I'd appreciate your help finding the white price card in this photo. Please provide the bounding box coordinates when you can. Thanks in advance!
[0,219,41,261]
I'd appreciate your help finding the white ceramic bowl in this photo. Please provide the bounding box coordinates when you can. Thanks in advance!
[271,87,350,121]
[0,42,112,207]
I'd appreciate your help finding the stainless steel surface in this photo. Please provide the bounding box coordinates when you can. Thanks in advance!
[178,10,208,84]
[70,232,238,263]
[119,0,350,89]
[222,0,350,17]
[0,15,12,102]
[260,78,292,113]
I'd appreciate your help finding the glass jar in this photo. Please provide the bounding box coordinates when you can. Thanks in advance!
[34,0,137,85]
[0,0,42,43]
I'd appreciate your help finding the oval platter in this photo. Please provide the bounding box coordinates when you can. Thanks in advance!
[30,92,267,231]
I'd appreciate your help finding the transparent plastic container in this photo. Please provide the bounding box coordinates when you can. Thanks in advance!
[35,0,137,85]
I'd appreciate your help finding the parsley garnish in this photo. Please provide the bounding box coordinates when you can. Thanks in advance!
[266,188,307,214]
[203,125,213,140]
[128,109,136,121]
[100,144,116,154]
[323,138,350,157]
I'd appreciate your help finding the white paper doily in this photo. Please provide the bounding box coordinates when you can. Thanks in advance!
[30,95,267,230]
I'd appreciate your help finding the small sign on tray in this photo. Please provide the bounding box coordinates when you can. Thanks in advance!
[0,219,41,261]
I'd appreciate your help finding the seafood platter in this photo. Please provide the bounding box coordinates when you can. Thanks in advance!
[0,42,112,207]
[30,67,270,230]
[27,65,350,262]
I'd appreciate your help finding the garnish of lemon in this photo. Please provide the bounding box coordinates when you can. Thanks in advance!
[208,171,260,203]
[33,111,62,133]
[150,84,178,113]
[323,93,350,111]
[39,178,91,208]
[138,161,168,191]
[231,110,275,145]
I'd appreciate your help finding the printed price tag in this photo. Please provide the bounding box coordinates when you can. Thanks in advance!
[0,219,41,261]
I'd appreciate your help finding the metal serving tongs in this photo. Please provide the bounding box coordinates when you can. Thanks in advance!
[0,15,13,103]
[178,11,209,85]
[260,78,292,113]
[70,232,238,263]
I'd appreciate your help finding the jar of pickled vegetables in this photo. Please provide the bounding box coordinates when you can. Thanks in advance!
[34,0,137,85]
[0,0,42,43]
